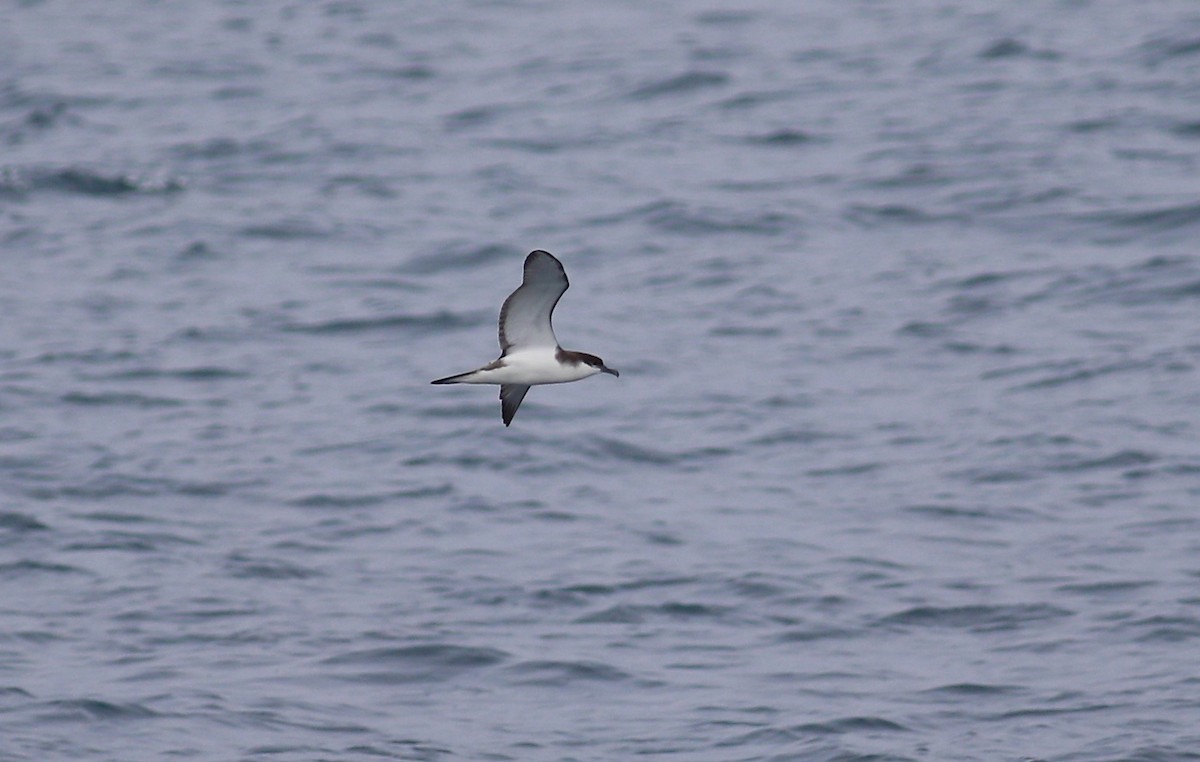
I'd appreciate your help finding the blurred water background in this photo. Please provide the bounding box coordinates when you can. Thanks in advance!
[3,1,1200,760]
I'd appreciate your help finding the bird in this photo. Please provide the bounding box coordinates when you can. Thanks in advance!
[431,250,619,426]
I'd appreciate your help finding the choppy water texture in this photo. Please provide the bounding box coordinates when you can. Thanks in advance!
[3,2,1200,760]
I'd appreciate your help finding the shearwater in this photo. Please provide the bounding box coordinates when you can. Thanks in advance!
[431,250,619,426]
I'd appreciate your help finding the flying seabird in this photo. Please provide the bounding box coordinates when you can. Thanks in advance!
[431,250,619,425]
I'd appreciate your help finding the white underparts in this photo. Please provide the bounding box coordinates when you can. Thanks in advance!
[452,348,601,385]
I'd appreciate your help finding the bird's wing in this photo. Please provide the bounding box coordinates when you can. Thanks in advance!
[500,384,531,426]
[499,250,568,354]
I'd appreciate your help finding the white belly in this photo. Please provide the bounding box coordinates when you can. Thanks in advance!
[461,349,600,385]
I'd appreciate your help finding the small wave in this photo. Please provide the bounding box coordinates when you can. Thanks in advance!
[321,644,507,684]
[743,129,817,146]
[718,89,795,110]
[288,484,451,508]
[1169,120,1200,139]
[77,511,155,524]
[709,324,781,337]
[844,203,959,227]
[443,104,504,130]
[978,38,1059,61]
[1119,615,1200,644]
[955,468,1036,484]
[1055,580,1154,597]
[0,166,182,199]
[0,511,48,532]
[904,503,996,520]
[897,320,947,338]
[1049,449,1156,472]
[26,474,233,501]
[575,601,731,625]
[714,726,804,748]
[695,10,757,25]
[587,436,731,468]
[0,560,88,578]
[170,136,248,159]
[1055,256,1200,306]
[0,427,36,443]
[805,462,881,478]
[1016,360,1153,389]
[483,135,605,153]
[995,702,1117,720]
[1084,202,1200,233]
[0,686,34,700]
[1141,34,1200,65]
[532,577,697,609]
[99,366,248,381]
[281,311,472,335]
[865,164,951,189]
[39,698,160,722]
[590,200,798,236]
[792,716,909,734]
[575,604,644,624]
[881,603,1072,630]
[944,340,1018,355]
[179,240,217,260]
[404,243,515,274]
[225,552,321,580]
[775,626,859,643]
[627,70,729,100]
[716,716,908,748]
[649,202,797,236]
[0,100,75,142]
[504,659,630,686]
[64,530,198,552]
[749,427,842,446]
[979,39,1030,59]
[153,58,265,80]
[361,64,436,80]
[60,391,184,408]
[240,218,335,240]
[921,682,1019,697]
[1067,117,1119,134]
[591,437,677,465]
[33,349,138,365]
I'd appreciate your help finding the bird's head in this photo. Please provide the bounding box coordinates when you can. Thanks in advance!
[577,352,619,377]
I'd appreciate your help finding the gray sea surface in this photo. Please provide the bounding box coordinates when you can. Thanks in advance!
[3,1,1200,760]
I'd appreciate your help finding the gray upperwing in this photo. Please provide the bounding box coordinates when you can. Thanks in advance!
[499,250,568,354]
[499,384,531,426]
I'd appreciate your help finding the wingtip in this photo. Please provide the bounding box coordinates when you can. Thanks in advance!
[525,249,565,273]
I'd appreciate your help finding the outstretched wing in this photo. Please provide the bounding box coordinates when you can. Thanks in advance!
[500,384,531,426]
[499,250,568,354]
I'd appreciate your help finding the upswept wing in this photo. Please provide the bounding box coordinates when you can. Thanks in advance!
[499,250,568,354]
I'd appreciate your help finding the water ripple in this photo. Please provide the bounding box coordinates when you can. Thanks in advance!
[281,312,472,335]
[36,698,160,723]
[503,659,631,686]
[321,645,508,684]
[881,604,1073,631]
[627,71,729,99]
[0,166,182,198]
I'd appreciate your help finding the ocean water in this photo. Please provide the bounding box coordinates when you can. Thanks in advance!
[3,1,1200,760]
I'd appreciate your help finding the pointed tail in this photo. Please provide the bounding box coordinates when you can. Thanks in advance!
[431,371,474,385]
